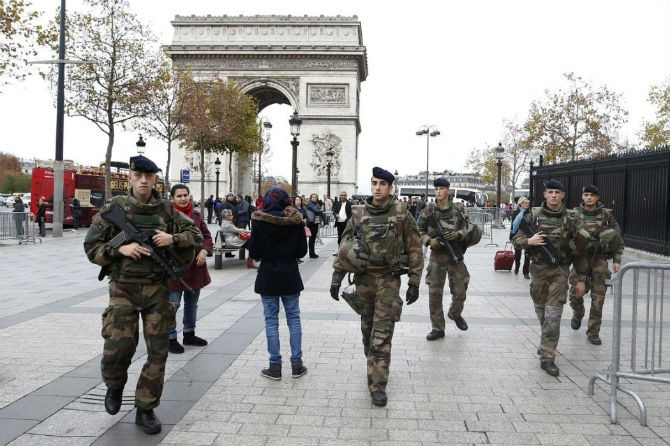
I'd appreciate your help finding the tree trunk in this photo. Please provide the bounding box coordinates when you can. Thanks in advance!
[104,127,114,203]
[228,151,233,194]
[200,135,205,210]
[165,139,172,196]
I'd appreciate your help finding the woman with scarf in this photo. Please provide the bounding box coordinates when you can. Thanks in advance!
[510,196,531,279]
[168,184,213,354]
[248,187,308,380]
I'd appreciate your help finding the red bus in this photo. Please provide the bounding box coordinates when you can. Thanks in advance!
[31,162,165,227]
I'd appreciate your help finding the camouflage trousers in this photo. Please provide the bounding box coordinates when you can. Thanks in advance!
[529,262,569,362]
[425,250,470,330]
[355,272,403,393]
[101,281,175,410]
[568,256,611,336]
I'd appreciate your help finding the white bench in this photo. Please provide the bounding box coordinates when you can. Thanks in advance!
[213,230,247,269]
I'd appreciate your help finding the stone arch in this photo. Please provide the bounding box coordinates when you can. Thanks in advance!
[164,15,368,199]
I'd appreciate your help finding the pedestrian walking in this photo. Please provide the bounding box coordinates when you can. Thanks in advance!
[330,167,424,407]
[568,184,624,345]
[331,191,352,248]
[512,179,578,377]
[36,196,47,237]
[510,196,531,279]
[205,194,214,224]
[248,187,308,380]
[168,184,212,354]
[71,197,81,230]
[12,195,25,236]
[83,155,202,434]
[305,193,324,258]
[416,177,480,340]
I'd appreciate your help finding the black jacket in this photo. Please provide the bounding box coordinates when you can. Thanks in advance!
[331,199,352,222]
[248,206,308,296]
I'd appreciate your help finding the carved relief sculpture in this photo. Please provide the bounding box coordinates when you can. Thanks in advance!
[310,133,342,176]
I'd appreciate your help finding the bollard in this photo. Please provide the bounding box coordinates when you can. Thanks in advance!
[214,252,222,270]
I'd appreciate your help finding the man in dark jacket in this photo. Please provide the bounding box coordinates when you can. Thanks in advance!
[331,191,352,246]
[248,187,308,381]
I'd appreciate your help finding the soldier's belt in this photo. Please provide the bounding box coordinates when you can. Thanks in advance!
[367,255,394,266]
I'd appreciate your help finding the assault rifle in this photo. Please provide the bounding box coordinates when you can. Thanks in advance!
[518,217,563,265]
[429,214,463,263]
[98,204,193,291]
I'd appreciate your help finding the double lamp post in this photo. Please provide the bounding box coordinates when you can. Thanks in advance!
[416,125,441,198]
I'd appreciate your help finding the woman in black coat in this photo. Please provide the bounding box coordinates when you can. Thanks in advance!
[248,187,308,381]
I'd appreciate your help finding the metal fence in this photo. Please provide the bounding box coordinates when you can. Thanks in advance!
[466,209,495,246]
[0,211,41,244]
[531,146,670,255]
[588,261,670,426]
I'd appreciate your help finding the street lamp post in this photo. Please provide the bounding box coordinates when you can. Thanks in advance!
[289,110,302,196]
[494,142,505,229]
[214,157,221,200]
[259,119,272,198]
[529,159,535,206]
[325,149,334,199]
[416,125,440,198]
[136,135,146,155]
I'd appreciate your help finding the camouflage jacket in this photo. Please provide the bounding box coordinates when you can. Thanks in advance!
[331,195,424,287]
[84,189,203,283]
[571,202,624,282]
[416,199,469,250]
[512,202,577,266]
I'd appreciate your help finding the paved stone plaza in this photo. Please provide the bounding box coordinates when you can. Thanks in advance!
[0,223,668,445]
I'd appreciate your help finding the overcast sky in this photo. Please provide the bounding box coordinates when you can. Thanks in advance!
[2,0,669,193]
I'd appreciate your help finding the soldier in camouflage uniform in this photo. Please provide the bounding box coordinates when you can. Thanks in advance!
[416,177,473,340]
[84,155,202,434]
[330,167,423,407]
[569,185,624,345]
[513,179,578,377]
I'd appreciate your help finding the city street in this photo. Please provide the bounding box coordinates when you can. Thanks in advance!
[0,224,668,446]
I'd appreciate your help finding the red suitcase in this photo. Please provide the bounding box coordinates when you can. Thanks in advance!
[494,242,515,271]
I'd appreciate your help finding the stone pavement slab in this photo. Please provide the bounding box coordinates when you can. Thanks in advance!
[0,223,668,445]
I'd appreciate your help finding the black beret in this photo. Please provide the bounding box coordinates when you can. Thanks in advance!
[129,155,160,173]
[372,166,394,183]
[583,184,600,195]
[543,179,564,191]
[433,177,450,188]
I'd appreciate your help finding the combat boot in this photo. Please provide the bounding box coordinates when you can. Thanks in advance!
[371,391,387,407]
[571,317,582,330]
[261,363,282,380]
[449,314,468,331]
[104,387,123,415]
[168,338,184,354]
[183,332,207,346]
[135,408,161,434]
[291,360,308,378]
[426,329,445,341]
[588,334,602,345]
[540,361,560,377]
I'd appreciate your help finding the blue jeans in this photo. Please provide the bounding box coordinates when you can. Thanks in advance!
[261,294,303,364]
[169,289,201,339]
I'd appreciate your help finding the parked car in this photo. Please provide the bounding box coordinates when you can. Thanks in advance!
[21,193,31,208]
[0,194,11,207]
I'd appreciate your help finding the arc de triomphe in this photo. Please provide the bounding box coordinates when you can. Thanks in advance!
[165,15,368,199]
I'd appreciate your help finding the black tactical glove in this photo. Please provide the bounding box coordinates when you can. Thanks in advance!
[330,285,340,301]
[405,284,419,305]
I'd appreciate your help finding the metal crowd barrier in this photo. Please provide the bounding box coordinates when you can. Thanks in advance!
[0,211,41,244]
[466,209,495,246]
[589,262,670,426]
